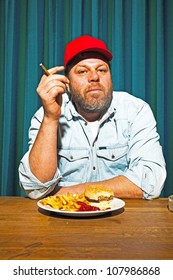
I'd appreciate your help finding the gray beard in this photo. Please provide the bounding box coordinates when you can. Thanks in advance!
[72,95,113,114]
[70,87,113,114]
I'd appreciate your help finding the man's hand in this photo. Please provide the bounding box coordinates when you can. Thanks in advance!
[56,184,87,195]
[37,66,69,121]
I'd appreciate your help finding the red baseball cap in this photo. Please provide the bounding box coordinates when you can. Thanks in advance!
[64,35,112,67]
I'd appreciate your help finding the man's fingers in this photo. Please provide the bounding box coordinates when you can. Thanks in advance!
[47,66,65,75]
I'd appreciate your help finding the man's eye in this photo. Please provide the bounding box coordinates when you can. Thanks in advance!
[98,68,106,73]
[78,70,87,74]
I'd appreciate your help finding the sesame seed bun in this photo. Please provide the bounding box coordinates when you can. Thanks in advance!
[84,185,114,202]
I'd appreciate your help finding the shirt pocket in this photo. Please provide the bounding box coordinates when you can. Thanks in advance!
[58,148,89,182]
[96,144,128,172]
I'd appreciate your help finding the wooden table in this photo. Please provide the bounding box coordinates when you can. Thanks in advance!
[0,196,173,260]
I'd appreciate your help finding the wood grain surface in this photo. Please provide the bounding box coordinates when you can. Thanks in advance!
[0,196,172,260]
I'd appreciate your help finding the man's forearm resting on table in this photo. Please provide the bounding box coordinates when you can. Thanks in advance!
[105,175,143,198]
[56,175,143,198]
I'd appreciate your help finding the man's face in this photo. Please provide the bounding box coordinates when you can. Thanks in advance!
[67,57,113,119]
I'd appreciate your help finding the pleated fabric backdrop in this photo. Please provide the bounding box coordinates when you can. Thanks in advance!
[0,0,172,197]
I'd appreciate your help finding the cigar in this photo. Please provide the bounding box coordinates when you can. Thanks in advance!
[40,63,50,76]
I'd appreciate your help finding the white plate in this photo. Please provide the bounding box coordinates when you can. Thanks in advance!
[37,198,125,217]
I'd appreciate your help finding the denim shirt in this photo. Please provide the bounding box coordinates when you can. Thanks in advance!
[19,91,166,199]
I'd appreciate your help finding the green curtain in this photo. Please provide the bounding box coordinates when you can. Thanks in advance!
[0,0,172,197]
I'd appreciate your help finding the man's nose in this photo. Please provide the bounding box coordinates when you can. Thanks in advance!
[88,70,99,82]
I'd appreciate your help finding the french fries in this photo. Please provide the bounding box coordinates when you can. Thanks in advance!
[40,192,89,212]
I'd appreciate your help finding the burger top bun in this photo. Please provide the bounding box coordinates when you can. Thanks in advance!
[84,185,114,202]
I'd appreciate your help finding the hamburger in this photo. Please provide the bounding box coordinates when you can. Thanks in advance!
[84,185,114,202]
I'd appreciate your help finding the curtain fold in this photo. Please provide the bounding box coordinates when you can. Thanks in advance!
[0,0,172,197]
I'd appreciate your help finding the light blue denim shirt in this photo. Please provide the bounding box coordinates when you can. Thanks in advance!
[19,91,166,199]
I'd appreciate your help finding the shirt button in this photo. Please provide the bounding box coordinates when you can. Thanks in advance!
[93,166,96,170]
[70,156,73,160]
[112,154,115,159]
[84,122,87,126]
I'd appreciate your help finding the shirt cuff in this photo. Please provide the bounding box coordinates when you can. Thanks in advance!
[19,151,61,199]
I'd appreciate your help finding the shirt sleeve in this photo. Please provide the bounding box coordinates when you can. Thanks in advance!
[18,108,61,199]
[123,102,166,199]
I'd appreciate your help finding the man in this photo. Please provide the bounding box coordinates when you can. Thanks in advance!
[19,35,166,199]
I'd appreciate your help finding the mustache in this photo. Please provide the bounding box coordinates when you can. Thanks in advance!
[85,83,105,92]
